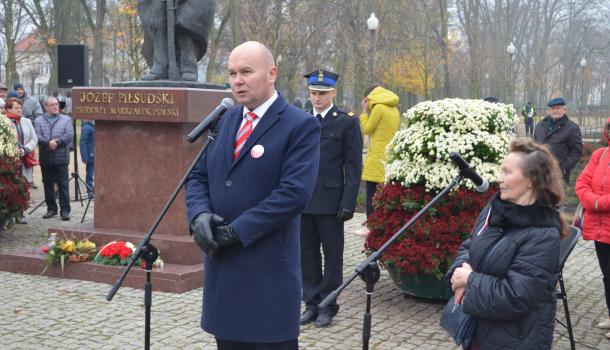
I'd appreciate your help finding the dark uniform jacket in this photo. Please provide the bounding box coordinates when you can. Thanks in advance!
[303,105,362,215]
[533,115,582,180]
[447,195,561,349]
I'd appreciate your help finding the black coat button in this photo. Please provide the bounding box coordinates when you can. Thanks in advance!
[226,180,232,187]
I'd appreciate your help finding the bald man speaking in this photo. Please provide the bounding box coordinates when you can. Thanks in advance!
[185,41,321,349]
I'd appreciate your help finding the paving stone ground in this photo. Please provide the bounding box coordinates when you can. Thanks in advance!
[1,168,609,349]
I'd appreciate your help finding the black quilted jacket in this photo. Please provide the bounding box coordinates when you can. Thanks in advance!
[447,194,561,349]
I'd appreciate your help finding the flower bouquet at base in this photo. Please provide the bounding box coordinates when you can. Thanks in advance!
[94,241,164,271]
[42,234,97,275]
[71,240,98,262]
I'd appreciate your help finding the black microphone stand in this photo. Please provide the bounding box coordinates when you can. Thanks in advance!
[106,127,218,350]
[319,172,467,350]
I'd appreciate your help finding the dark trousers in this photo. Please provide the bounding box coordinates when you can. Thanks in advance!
[216,339,298,350]
[595,241,610,317]
[365,181,379,218]
[524,118,534,137]
[300,214,344,316]
[41,164,71,214]
[85,162,94,195]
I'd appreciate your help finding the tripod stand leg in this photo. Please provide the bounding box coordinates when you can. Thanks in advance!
[73,172,94,206]
[81,195,93,223]
[69,173,84,205]
[28,199,46,215]
[77,179,94,223]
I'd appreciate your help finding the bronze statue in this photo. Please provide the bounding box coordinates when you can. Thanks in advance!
[138,0,216,82]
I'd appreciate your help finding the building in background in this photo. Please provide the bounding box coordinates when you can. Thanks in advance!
[15,31,52,98]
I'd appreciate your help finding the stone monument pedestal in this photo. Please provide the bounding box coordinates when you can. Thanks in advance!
[0,86,232,293]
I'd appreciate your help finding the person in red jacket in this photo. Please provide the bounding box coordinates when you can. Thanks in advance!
[575,117,610,337]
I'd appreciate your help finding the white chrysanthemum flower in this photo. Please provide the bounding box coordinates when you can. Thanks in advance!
[385,98,515,191]
[0,115,20,159]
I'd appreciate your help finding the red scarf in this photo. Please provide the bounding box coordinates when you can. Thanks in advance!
[6,112,21,123]
[6,112,23,145]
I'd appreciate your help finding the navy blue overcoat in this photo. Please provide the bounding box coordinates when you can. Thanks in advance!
[185,94,320,342]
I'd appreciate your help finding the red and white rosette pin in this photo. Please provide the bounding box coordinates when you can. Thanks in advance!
[251,144,265,159]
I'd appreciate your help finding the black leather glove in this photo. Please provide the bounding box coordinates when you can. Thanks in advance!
[191,213,224,256]
[213,224,241,247]
[336,208,354,223]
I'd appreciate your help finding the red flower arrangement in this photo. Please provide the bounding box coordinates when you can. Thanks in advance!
[94,241,164,270]
[0,157,30,228]
[94,241,139,266]
[364,183,495,280]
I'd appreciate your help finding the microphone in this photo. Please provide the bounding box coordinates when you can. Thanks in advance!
[186,98,234,143]
[448,152,489,193]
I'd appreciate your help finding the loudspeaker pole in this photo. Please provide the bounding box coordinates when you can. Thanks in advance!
[72,118,82,201]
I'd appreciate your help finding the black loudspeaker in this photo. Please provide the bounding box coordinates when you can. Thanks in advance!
[57,44,88,87]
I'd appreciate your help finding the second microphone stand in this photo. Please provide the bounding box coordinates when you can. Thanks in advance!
[319,172,466,350]
[105,128,217,350]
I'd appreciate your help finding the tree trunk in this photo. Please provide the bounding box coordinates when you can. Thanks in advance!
[205,0,233,83]
[230,0,242,47]
[335,51,348,107]
[438,0,450,98]
[80,0,107,86]
[92,0,107,86]
[2,0,25,87]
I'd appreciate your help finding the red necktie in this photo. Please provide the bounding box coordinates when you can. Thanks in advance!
[234,112,258,159]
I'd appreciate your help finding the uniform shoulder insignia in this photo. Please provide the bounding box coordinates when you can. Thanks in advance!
[336,108,352,117]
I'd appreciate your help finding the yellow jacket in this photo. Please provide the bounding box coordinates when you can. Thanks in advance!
[359,87,400,183]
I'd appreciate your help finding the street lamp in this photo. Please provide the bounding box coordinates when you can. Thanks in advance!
[367,13,379,85]
[580,57,587,126]
[506,42,516,103]
[603,81,607,116]
[506,42,516,57]
[485,73,490,96]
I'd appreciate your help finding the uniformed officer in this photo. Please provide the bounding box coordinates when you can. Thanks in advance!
[299,69,363,328]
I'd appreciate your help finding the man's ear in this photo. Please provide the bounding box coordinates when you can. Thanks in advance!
[268,65,278,83]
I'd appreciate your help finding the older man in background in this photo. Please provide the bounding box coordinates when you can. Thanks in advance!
[533,97,582,185]
[14,83,43,122]
[34,96,74,221]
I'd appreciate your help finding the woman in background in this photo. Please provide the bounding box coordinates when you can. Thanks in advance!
[359,85,400,219]
[575,117,610,338]
[4,98,37,224]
